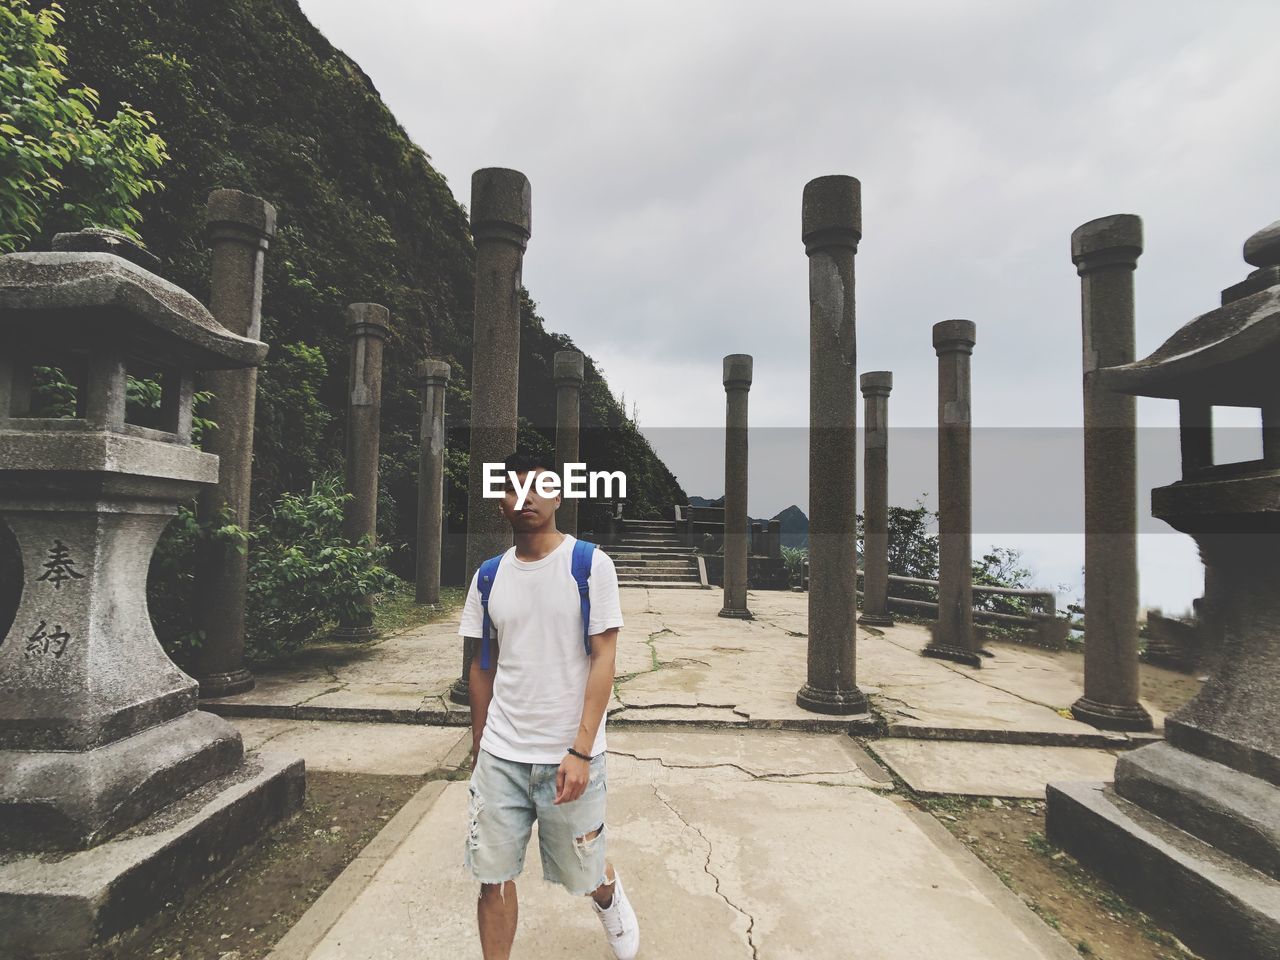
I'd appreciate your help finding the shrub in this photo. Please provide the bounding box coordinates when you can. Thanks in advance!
[147,475,397,665]
[246,475,398,656]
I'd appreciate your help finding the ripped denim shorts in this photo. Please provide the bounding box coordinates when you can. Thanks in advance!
[464,747,608,896]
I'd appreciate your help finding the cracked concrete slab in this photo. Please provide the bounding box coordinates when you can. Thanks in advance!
[870,738,1120,798]
[294,744,1074,959]
[611,705,749,725]
[202,587,1198,747]
[231,719,467,776]
[607,727,891,788]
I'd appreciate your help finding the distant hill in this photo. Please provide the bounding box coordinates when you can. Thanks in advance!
[55,0,687,579]
[689,495,725,508]
[772,505,809,549]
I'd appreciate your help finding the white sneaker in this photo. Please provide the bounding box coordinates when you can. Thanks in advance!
[592,869,640,959]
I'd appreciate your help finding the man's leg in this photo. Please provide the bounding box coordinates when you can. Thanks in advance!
[587,849,616,908]
[478,880,518,960]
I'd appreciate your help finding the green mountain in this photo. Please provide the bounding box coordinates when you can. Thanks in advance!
[51,0,686,580]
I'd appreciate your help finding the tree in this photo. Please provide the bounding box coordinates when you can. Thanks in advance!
[0,0,166,252]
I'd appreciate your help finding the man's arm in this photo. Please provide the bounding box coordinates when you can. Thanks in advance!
[554,627,618,804]
[467,636,497,765]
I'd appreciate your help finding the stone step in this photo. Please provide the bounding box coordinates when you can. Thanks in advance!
[619,533,683,543]
[617,581,706,589]
[621,520,679,529]
[613,561,697,571]
[616,573,701,583]
[609,544,694,555]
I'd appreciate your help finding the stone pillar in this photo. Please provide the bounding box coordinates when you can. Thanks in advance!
[451,168,531,705]
[796,176,869,715]
[1070,215,1153,731]
[415,359,450,606]
[331,304,389,641]
[924,320,981,666]
[1045,220,1280,960]
[859,371,894,627]
[767,518,781,558]
[720,354,753,619]
[554,350,584,536]
[192,189,276,698]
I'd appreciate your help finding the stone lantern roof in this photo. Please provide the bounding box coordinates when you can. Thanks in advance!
[0,249,266,370]
[1102,220,1280,404]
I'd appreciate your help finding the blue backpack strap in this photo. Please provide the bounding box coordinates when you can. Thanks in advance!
[571,538,597,656]
[477,553,504,670]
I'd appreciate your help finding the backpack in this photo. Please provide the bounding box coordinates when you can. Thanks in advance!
[477,538,597,670]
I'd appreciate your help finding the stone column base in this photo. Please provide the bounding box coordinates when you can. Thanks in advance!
[1070,695,1153,732]
[448,676,471,706]
[0,710,243,851]
[922,643,984,668]
[330,624,379,643]
[858,613,895,628]
[1046,779,1280,960]
[795,682,870,716]
[717,607,753,620]
[0,751,304,960]
[196,667,256,698]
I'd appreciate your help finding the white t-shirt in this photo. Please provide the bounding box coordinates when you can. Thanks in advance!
[458,534,625,764]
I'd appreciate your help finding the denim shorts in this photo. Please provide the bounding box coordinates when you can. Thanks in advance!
[464,747,609,896]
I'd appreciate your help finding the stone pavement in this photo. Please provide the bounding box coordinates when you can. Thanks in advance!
[261,727,1081,960]
[205,587,1198,748]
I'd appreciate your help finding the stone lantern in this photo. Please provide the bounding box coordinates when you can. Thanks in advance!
[1047,220,1280,960]
[0,231,303,958]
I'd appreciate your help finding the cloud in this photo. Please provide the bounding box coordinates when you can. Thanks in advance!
[296,0,1280,609]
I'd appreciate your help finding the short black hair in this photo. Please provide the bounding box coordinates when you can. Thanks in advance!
[502,450,555,475]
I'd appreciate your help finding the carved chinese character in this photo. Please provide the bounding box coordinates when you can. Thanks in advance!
[36,540,84,590]
[24,620,72,659]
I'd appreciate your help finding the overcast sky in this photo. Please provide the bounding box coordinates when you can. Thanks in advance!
[298,0,1279,612]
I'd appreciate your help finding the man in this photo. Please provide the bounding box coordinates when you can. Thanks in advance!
[460,450,640,960]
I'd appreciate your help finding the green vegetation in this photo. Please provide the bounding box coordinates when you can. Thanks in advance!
[148,477,399,665]
[0,0,689,658]
[48,0,684,591]
[0,1,166,251]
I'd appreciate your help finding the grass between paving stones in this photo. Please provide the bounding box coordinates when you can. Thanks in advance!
[99,771,429,960]
[372,583,466,638]
[915,791,1201,960]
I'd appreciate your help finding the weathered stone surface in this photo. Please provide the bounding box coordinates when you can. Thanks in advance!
[719,353,752,619]
[1070,213,1151,732]
[799,174,868,715]
[51,227,161,273]
[1047,781,1280,960]
[232,718,466,776]
[415,359,450,605]
[0,710,242,850]
[454,168,531,705]
[0,232,300,959]
[0,752,304,960]
[1115,739,1280,880]
[608,726,890,787]
[332,304,389,641]
[0,252,264,368]
[860,370,894,627]
[872,738,1118,798]
[295,750,1077,959]
[192,188,277,697]
[1050,220,1280,959]
[1243,218,1280,268]
[553,350,583,535]
[925,320,981,667]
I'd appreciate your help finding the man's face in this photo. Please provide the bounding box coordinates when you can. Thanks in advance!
[500,468,562,532]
